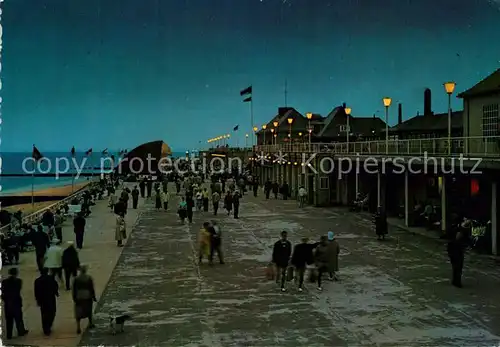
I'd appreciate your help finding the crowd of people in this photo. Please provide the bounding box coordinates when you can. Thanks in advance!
[0,179,113,340]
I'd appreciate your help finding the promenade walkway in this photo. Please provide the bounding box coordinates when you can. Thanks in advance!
[81,186,500,347]
[1,184,144,346]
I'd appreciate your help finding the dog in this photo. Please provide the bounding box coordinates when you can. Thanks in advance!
[109,314,131,335]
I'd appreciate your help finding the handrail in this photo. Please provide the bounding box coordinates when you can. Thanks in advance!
[253,136,500,157]
[0,181,96,235]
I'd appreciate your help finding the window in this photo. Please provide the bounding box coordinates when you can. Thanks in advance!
[482,104,499,141]
[339,125,347,132]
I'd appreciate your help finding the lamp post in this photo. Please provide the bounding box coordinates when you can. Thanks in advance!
[245,134,249,148]
[273,121,279,145]
[262,124,267,145]
[226,134,230,147]
[382,97,392,154]
[344,107,351,152]
[287,117,293,139]
[306,112,312,149]
[270,128,275,145]
[253,126,258,146]
[444,82,456,155]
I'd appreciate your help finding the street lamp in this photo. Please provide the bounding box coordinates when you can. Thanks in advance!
[383,97,392,154]
[344,107,351,151]
[262,124,267,145]
[287,118,293,140]
[270,128,275,145]
[245,133,249,148]
[306,112,313,148]
[253,126,258,146]
[444,82,456,155]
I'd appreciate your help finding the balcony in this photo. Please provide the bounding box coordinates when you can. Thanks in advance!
[254,136,500,158]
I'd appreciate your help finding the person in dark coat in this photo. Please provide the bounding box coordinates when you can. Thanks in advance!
[375,212,388,240]
[139,179,146,198]
[42,209,55,229]
[272,231,292,292]
[73,212,86,249]
[146,178,153,198]
[73,265,97,334]
[272,182,279,199]
[54,210,64,242]
[186,190,194,223]
[1,268,28,340]
[131,186,140,209]
[264,180,271,199]
[114,198,127,216]
[233,191,241,219]
[224,191,233,216]
[208,221,224,265]
[31,225,50,272]
[291,237,319,291]
[253,181,259,197]
[281,182,289,200]
[447,226,468,288]
[62,241,80,290]
[34,268,59,336]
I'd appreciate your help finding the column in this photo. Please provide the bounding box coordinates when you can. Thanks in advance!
[492,182,497,255]
[377,172,381,210]
[336,174,341,204]
[291,165,296,198]
[355,171,359,196]
[441,176,447,233]
[404,170,409,227]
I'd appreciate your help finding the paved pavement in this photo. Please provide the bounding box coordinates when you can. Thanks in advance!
[1,184,143,346]
[80,186,500,347]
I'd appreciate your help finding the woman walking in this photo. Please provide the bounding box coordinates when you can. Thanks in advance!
[115,213,127,247]
[72,265,96,334]
[178,197,188,224]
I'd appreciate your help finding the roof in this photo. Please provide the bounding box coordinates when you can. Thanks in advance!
[257,107,305,134]
[318,107,387,138]
[390,111,463,132]
[458,68,500,98]
[117,140,170,174]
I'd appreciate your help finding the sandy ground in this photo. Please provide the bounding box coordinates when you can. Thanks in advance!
[81,187,500,346]
[2,182,90,215]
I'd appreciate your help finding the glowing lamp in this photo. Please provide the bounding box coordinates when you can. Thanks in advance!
[262,124,267,130]
[287,118,293,124]
[273,121,279,127]
[253,126,258,132]
[383,97,392,107]
[344,107,351,115]
[306,112,312,120]
[444,82,456,95]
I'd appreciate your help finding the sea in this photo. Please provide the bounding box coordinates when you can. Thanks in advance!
[0,151,188,194]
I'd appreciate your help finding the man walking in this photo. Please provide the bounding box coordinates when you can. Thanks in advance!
[298,186,307,208]
[291,237,317,292]
[73,212,86,250]
[131,186,140,209]
[208,221,224,265]
[54,210,64,241]
[62,241,80,290]
[272,231,292,292]
[34,268,59,336]
[233,190,241,219]
[1,268,28,340]
[44,239,63,283]
[212,190,220,216]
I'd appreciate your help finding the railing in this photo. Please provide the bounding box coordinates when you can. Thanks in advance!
[0,182,96,235]
[254,136,500,158]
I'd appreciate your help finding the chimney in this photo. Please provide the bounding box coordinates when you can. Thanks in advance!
[398,103,402,124]
[424,88,432,115]
[373,113,376,119]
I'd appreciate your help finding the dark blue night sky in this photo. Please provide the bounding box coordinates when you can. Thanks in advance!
[2,0,500,151]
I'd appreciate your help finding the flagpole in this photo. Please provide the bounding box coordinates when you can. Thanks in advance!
[71,154,75,194]
[31,162,35,209]
[250,98,254,147]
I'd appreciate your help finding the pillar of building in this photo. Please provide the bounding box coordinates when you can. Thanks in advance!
[377,172,381,211]
[492,181,497,256]
[405,170,409,227]
[355,171,359,196]
[441,176,447,233]
[336,174,341,204]
[291,165,297,198]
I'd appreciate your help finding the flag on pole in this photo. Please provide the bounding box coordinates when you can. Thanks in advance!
[85,148,93,156]
[70,146,76,157]
[32,145,43,161]
[240,86,252,96]
[233,125,239,131]
[243,96,252,102]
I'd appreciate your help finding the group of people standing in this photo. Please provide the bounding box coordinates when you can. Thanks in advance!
[271,230,340,292]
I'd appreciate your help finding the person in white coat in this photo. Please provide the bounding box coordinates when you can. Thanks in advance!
[44,239,63,283]
[298,186,307,208]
